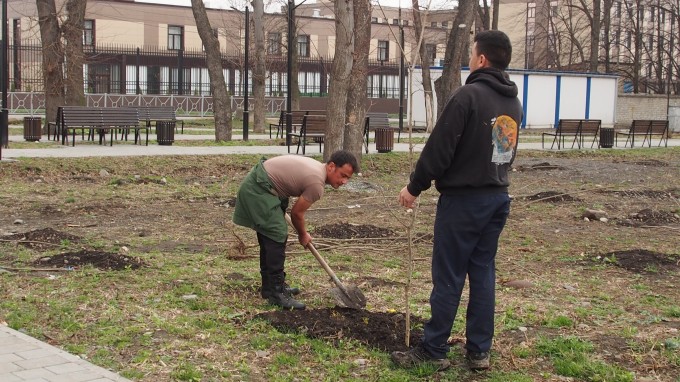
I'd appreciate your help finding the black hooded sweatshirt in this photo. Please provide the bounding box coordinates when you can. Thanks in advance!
[407,67,523,197]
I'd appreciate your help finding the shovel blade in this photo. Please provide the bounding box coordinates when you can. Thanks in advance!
[330,285,367,309]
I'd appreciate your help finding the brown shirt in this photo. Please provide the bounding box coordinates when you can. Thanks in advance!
[263,155,326,202]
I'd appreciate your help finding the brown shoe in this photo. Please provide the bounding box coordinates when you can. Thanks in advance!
[466,351,490,371]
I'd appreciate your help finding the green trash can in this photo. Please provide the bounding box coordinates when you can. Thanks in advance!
[23,117,42,142]
[600,127,614,148]
[156,121,175,146]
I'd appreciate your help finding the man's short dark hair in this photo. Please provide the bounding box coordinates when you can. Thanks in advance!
[328,150,359,173]
[474,30,512,70]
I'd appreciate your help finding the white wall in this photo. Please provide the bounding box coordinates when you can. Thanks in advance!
[409,68,618,129]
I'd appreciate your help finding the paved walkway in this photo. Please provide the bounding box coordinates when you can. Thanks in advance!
[0,325,131,382]
[2,133,679,159]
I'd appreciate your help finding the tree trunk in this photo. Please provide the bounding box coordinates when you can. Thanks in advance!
[289,6,300,111]
[251,0,266,133]
[323,0,354,160]
[589,0,601,72]
[434,0,476,117]
[344,0,370,165]
[190,0,233,140]
[62,0,87,106]
[412,0,434,132]
[36,0,64,132]
[492,0,500,29]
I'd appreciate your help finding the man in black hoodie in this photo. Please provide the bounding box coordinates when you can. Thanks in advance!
[391,30,523,371]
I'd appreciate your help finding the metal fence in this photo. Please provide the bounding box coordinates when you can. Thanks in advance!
[9,40,405,101]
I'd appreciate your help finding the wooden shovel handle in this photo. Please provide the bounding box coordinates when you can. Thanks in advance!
[284,213,350,295]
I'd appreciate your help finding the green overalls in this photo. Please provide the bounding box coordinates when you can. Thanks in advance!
[232,159,289,243]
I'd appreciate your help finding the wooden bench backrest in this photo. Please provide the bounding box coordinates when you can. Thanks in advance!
[631,120,668,135]
[365,112,390,130]
[100,108,140,126]
[291,110,308,125]
[557,119,600,135]
[140,106,176,121]
[60,107,140,128]
[302,115,327,135]
[60,107,104,127]
[305,110,326,117]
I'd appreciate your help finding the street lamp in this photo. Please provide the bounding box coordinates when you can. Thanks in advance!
[231,6,250,141]
[1,0,8,157]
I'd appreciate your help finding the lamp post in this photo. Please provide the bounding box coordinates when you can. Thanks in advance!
[243,6,249,141]
[232,6,250,140]
[285,0,294,147]
[1,0,8,157]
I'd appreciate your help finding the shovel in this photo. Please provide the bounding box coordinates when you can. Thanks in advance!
[285,213,366,309]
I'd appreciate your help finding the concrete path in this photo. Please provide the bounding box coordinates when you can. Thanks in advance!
[0,325,131,382]
[2,133,678,159]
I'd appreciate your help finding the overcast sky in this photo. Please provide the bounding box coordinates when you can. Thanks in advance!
[137,0,455,12]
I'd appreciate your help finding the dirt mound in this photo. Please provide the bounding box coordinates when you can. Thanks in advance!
[255,307,422,352]
[618,209,680,226]
[602,189,677,199]
[515,162,566,171]
[34,250,145,271]
[597,249,679,274]
[4,228,81,250]
[314,223,395,239]
[620,159,669,167]
[524,191,580,202]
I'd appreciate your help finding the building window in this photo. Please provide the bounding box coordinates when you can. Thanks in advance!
[648,35,653,50]
[527,35,535,47]
[431,21,438,28]
[528,6,536,18]
[268,32,281,55]
[298,35,310,57]
[625,31,632,48]
[650,6,655,21]
[392,18,399,25]
[402,20,409,26]
[660,8,665,23]
[371,17,378,23]
[377,40,389,61]
[615,28,621,45]
[425,44,436,61]
[168,25,183,50]
[441,21,448,28]
[83,19,95,46]
[615,2,621,18]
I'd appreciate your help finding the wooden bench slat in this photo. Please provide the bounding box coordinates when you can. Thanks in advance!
[615,120,669,148]
[57,106,147,147]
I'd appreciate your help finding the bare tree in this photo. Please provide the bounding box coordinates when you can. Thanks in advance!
[434,0,476,116]
[36,0,64,131]
[323,0,354,160]
[190,0,233,141]
[412,1,434,132]
[251,0,266,133]
[343,0,370,166]
[62,0,86,106]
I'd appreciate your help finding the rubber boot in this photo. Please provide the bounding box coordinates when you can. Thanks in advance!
[268,276,305,310]
[261,273,300,299]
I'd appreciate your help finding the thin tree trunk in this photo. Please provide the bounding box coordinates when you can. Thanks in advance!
[492,0,500,29]
[190,0,233,140]
[590,0,601,71]
[344,0,370,165]
[412,0,434,132]
[434,0,476,117]
[252,0,266,133]
[62,0,86,106]
[323,0,354,160]
[36,0,64,132]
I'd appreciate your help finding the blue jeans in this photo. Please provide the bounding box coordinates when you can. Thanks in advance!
[422,192,510,358]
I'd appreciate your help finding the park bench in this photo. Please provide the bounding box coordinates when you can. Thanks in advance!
[138,106,184,134]
[363,112,391,153]
[615,119,669,148]
[57,106,146,146]
[541,119,601,149]
[288,114,326,154]
[269,110,325,138]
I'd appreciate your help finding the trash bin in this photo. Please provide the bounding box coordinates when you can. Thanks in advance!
[375,127,394,153]
[156,121,175,146]
[23,117,42,142]
[600,127,614,148]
